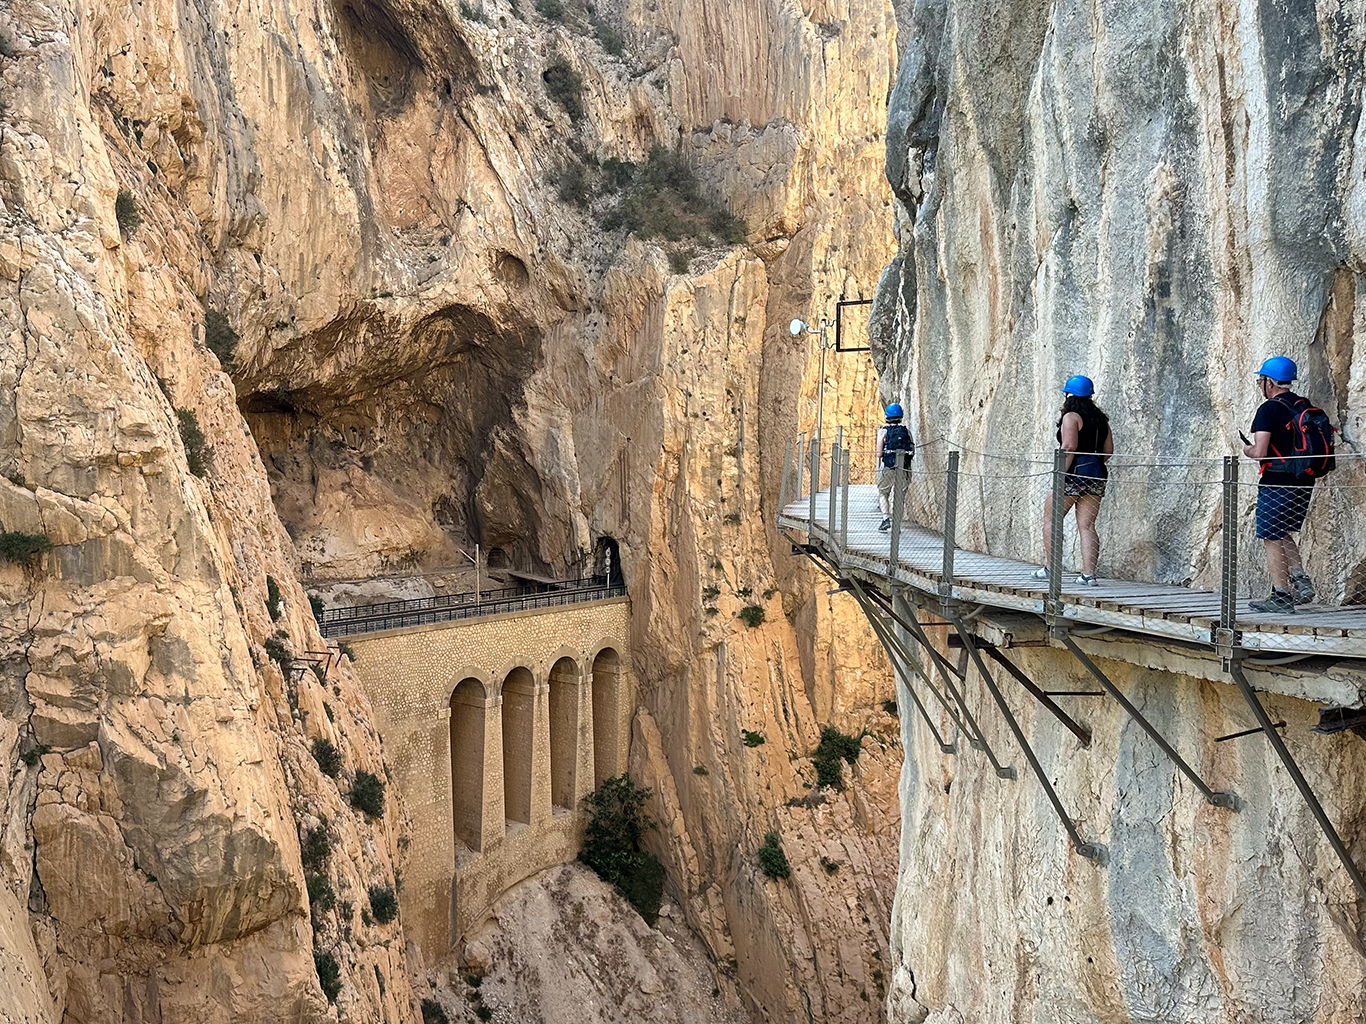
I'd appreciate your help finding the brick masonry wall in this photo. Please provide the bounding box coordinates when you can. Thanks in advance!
[349,598,632,957]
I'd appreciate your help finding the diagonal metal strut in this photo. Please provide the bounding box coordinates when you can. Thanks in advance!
[983,646,1093,748]
[1226,661,1366,904]
[1061,636,1237,810]
[955,621,1104,861]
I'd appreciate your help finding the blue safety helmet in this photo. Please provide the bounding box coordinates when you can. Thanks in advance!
[1061,375,1095,397]
[1255,356,1297,384]
[885,403,904,419]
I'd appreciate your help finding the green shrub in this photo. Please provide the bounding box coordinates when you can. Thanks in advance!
[535,0,563,18]
[368,883,399,924]
[742,730,765,747]
[115,188,141,235]
[757,832,791,880]
[815,758,843,788]
[421,998,449,1024]
[464,973,483,988]
[176,409,208,477]
[603,145,748,246]
[307,593,324,620]
[724,512,742,525]
[820,855,840,874]
[312,737,342,778]
[459,1,487,21]
[701,585,720,601]
[351,770,385,818]
[558,160,592,207]
[816,726,862,764]
[20,742,50,767]
[580,774,664,924]
[266,575,283,620]
[0,532,51,564]
[203,308,238,367]
[595,21,624,55]
[543,59,584,120]
[300,824,332,872]
[882,698,898,717]
[738,604,765,628]
[692,765,708,775]
[338,641,356,662]
[306,871,335,912]
[264,634,293,677]
[314,949,341,1002]
[475,1007,493,1023]
[668,249,691,274]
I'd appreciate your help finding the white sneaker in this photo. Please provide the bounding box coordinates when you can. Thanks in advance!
[1032,567,1049,580]
[1077,574,1098,587]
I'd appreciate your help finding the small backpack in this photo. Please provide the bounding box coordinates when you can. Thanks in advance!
[882,424,915,468]
[1269,394,1336,481]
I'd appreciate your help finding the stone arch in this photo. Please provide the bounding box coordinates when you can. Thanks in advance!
[591,646,622,785]
[501,665,537,826]
[449,676,488,851]
[490,657,539,698]
[548,655,583,810]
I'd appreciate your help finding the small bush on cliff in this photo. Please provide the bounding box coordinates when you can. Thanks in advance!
[601,146,747,246]
[176,409,208,477]
[757,832,791,880]
[580,774,665,925]
[203,307,238,367]
[811,726,863,789]
[0,531,51,565]
[314,949,341,1002]
[309,594,325,620]
[595,20,624,56]
[542,59,584,120]
[421,998,449,1024]
[351,770,385,818]
[312,738,343,778]
[264,633,293,678]
[882,698,898,717]
[738,604,765,628]
[115,188,141,235]
[368,883,399,924]
[266,574,283,620]
[20,742,50,767]
[301,823,332,872]
[306,871,335,913]
[742,730,765,747]
[535,0,563,19]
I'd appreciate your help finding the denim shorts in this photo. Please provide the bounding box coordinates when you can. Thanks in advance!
[1065,454,1107,498]
[1255,484,1313,540]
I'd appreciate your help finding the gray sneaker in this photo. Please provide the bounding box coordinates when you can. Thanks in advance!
[1289,570,1316,605]
[878,517,891,532]
[1249,589,1295,614]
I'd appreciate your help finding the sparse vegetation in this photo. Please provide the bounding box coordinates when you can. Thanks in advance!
[0,531,51,565]
[459,1,488,22]
[535,0,563,18]
[601,145,747,245]
[882,698,898,717]
[368,883,399,924]
[820,855,840,874]
[312,737,343,778]
[542,58,584,120]
[6,470,24,487]
[668,249,691,274]
[464,973,483,989]
[338,641,356,662]
[20,742,50,767]
[351,770,385,818]
[812,726,863,789]
[742,730,765,748]
[757,832,791,880]
[264,633,293,677]
[738,604,765,628]
[300,823,332,872]
[701,585,720,601]
[266,575,283,620]
[595,20,624,55]
[306,871,336,912]
[475,1007,493,1023]
[175,409,208,477]
[580,774,665,925]
[309,594,325,620]
[723,512,742,525]
[203,307,238,367]
[115,188,141,235]
[693,765,709,775]
[314,949,341,1002]
[421,998,449,1024]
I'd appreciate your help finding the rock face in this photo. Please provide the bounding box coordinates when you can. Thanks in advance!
[1,0,910,1022]
[875,2,1366,1020]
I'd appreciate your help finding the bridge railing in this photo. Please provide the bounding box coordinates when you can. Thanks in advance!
[320,575,626,638]
[780,430,1366,641]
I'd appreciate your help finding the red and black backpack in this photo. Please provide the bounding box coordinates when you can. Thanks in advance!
[1267,394,1337,481]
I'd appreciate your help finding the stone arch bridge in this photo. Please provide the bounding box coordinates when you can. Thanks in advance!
[345,594,631,956]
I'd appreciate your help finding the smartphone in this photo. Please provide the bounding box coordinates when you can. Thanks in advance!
[1239,431,1251,446]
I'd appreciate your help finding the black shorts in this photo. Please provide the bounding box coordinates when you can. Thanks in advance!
[1255,484,1312,540]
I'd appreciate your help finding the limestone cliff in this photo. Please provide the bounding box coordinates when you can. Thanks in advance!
[0,0,911,1021]
[875,2,1366,1020]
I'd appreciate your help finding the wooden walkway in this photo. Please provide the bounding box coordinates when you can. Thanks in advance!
[780,486,1366,659]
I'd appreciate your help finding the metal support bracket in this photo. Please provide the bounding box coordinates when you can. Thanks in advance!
[954,620,1105,862]
[1226,661,1366,904]
[982,646,1093,748]
[1061,636,1238,810]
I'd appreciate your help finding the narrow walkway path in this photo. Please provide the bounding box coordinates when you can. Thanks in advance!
[781,485,1366,658]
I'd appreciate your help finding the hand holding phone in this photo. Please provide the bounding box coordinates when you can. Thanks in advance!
[1239,431,1251,446]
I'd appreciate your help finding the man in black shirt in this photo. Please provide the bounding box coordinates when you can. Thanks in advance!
[1242,356,1316,613]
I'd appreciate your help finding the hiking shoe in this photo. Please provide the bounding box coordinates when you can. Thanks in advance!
[1031,567,1049,580]
[878,517,891,532]
[1077,574,1098,587]
[1249,589,1295,614]
[1289,570,1316,605]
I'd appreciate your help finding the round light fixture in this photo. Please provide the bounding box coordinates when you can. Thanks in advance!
[789,318,807,336]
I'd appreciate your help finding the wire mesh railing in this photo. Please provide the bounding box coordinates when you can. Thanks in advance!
[778,429,1366,654]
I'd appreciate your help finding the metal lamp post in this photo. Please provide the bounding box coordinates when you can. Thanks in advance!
[790,317,832,448]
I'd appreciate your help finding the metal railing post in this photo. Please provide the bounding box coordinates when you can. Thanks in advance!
[1047,447,1066,630]
[828,437,841,541]
[840,446,851,550]
[1218,456,1240,665]
[795,433,806,501]
[942,450,959,602]
[889,452,906,568]
[808,430,820,532]
[779,436,793,512]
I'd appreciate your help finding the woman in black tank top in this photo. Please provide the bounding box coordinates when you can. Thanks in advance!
[1033,378,1114,586]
